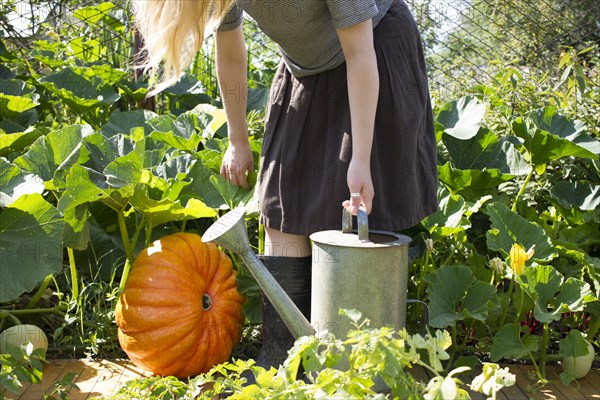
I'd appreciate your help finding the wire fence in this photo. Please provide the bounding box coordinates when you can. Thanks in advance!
[2,0,599,102]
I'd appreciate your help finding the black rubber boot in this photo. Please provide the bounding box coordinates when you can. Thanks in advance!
[255,255,311,369]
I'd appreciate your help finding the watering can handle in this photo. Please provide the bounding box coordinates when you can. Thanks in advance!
[342,207,369,242]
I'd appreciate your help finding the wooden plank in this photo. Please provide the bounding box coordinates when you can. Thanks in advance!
[582,367,599,392]
[544,365,589,400]
[66,359,108,400]
[14,359,70,400]
[94,359,150,397]
[87,359,129,398]
[575,368,600,399]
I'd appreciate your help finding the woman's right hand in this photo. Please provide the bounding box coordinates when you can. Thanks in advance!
[220,138,254,190]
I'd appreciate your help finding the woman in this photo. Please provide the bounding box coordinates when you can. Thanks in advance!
[134,0,438,369]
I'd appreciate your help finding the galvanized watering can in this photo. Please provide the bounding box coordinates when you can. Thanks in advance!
[309,208,412,338]
[202,207,424,341]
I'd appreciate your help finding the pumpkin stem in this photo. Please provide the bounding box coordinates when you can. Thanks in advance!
[202,294,212,311]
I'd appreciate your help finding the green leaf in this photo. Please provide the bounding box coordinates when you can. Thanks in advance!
[530,107,600,155]
[0,127,47,157]
[73,2,124,32]
[520,266,563,323]
[179,161,226,209]
[104,138,145,189]
[549,181,600,211]
[485,202,556,261]
[209,172,257,211]
[423,265,496,328]
[554,277,595,313]
[490,324,538,362]
[129,185,217,227]
[0,94,38,119]
[443,128,530,175]
[149,113,204,152]
[0,158,44,207]
[438,163,514,201]
[14,124,91,188]
[512,108,599,165]
[436,96,486,140]
[68,37,103,62]
[40,68,120,113]
[0,194,65,302]
[559,330,593,359]
[421,189,471,238]
[462,281,498,321]
[101,109,158,137]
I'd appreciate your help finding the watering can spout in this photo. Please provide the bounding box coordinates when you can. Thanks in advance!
[202,208,316,339]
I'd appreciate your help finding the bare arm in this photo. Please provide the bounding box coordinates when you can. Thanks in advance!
[215,25,253,189]
[337,20,379,214]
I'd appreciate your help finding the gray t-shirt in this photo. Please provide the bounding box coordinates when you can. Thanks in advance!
[218,0,393,77]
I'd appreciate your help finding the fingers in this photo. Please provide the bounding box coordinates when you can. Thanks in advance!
[342,189,373,215]
[221,161,251,190]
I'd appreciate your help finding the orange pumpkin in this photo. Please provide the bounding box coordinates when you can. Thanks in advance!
[115,232,245,378]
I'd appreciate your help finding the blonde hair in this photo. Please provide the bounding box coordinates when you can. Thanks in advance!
[133,0,235,94]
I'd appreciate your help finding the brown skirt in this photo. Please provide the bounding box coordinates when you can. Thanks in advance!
[258,0,438,236]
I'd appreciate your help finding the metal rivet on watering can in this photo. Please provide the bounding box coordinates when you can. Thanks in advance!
[309,208,412,340]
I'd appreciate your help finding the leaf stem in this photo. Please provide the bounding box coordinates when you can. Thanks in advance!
[67,247,79,301]
[528,351,546,384]
[539,322,549,379]
[117,209,140,292]
[117,209,135,264]
[498,277,514,329]
[511,169,534,212]
[6,306,65,316]
[25,274,54,310]
[514,283,525,332]
[0,310,22,325]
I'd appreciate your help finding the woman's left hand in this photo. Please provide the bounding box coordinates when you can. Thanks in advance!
[343,158,374,215]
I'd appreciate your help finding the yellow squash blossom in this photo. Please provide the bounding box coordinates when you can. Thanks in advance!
[509,243,535,275]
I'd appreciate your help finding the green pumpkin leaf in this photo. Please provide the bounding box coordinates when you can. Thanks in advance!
[436,96,486,140]
[0,94,39,119]
[180,161,226,209]
[554,277,595,313]
[13,124,91,188]
[443,128,530,176]
[512,108,599,165]
[129,185,217,227]
[101,109,158,137]
[423,265,496,328]
[104,138,145,189]
[463,281,498,321]
[40,68,120,113]
[0,127,47,157]
[559,330,592,360]
[549,181,600,211]
[530,107,600,156]
[0,194,65,302]
[485,202,556,261]
[438,163,514,201]
[0,158,44,207]
[490,324,539,362]
[421,189,471,238]
[520,266,563,323]
[148,113,204,152]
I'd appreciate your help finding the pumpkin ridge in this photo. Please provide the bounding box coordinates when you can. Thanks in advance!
[127,262,202,291]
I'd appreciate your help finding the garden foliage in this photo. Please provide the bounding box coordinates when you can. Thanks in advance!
[0,0,599,394]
